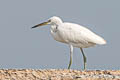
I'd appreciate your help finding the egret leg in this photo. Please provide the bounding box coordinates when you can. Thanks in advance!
[68,45,73,69]
[80,48,87,70]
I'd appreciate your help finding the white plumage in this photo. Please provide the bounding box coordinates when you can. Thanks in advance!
[32,16,106,70]
[51,22,106,48]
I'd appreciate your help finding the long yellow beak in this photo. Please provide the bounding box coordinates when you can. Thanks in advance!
[31,21,49,28]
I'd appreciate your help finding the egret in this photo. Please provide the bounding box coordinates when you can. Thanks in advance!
[32,16,106,70]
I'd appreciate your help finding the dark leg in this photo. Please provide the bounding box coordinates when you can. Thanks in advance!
[80,48,87,70]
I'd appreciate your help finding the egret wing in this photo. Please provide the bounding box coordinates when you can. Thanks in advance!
[58,23,106,45]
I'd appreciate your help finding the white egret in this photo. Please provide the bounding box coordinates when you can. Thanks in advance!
[32,16,106,70]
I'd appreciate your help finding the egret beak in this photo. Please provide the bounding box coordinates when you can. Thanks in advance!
[31,21,49,28]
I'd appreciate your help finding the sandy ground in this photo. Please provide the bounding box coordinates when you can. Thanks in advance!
[0,69,120,80]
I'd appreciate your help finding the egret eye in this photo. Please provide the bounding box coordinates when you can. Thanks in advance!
[48,19,51,22]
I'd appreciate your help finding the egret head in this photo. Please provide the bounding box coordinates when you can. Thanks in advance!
[32,16,63,28]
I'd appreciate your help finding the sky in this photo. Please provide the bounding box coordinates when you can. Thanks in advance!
[0,0,120,70]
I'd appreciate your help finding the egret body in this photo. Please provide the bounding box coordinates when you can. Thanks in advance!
[32,16,106,70]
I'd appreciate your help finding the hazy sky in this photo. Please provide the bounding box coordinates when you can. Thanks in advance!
[0,0,120,70]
